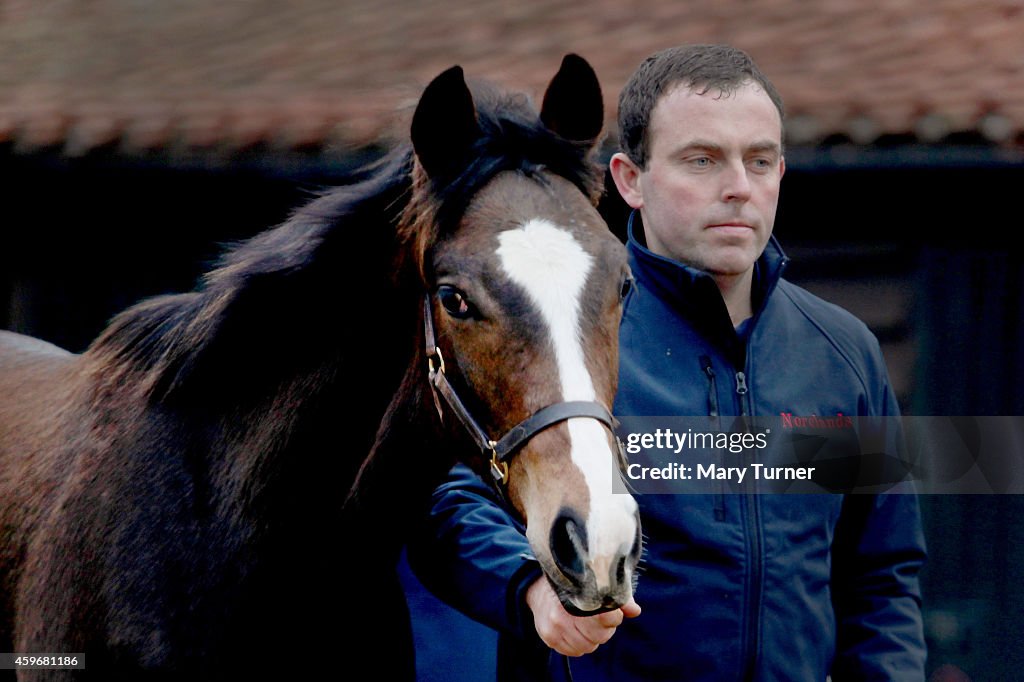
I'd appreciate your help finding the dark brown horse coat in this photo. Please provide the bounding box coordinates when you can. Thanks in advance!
[0,155,424,678]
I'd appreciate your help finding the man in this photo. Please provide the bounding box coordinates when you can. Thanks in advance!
[408,44,927,680]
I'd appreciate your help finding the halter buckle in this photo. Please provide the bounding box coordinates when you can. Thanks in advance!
[427,346,446,377]
[488,442,509,485]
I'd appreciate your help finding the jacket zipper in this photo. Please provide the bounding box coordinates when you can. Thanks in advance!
[702,356,721,418]
[701,356,726,521]
[736,369,762,681]
[735,370,748,398]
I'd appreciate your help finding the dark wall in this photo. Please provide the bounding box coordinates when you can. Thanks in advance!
[1,152,342,353]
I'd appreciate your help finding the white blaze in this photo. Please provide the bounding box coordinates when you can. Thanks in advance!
[496,219,637,586]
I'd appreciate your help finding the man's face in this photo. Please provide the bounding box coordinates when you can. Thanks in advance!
[614,81,785,277]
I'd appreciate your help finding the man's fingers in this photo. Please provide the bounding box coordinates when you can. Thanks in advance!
[542,606,610,656]
[578,619,617,646]
[559,630,600,657]
[594,609,625,628]
[526,577,642,657]
[621,598,642,619]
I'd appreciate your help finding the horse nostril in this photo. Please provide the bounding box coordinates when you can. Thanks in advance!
[550,512,588,584]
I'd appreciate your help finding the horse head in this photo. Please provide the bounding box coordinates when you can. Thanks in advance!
[404,55,642,614]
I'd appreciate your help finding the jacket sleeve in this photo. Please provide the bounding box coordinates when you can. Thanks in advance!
[830,365,928,680]
[830,492,927,680]
[406,463,545,641]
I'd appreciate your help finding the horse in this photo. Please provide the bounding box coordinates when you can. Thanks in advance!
[0,54,641,680]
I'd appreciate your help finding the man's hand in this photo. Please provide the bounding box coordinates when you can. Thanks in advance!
[525,577,641,657]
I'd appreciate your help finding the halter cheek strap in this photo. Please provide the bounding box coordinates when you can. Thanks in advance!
[423,295,623,487]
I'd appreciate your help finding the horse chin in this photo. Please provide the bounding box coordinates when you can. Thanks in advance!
[544,568,634,617]
[557,592,625,618]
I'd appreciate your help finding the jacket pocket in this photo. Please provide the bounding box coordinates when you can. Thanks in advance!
[701,355,726,521]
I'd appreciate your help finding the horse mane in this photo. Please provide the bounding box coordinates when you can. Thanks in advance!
[85,82,604,409]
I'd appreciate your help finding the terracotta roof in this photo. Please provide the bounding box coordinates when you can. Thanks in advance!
[2,0,1023,158]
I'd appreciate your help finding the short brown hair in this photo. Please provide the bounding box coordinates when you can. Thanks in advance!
[617,44,785,168]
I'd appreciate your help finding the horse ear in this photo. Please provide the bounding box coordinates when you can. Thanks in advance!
[540,54,604,143]
[411,65,481,180]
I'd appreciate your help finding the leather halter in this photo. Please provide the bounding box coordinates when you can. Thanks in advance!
[423,295,619,488]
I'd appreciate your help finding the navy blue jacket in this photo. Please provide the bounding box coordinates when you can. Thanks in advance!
[408,217,927,681]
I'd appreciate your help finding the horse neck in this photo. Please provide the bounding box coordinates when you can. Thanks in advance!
[81,154,424,531]
[205,295,418,528]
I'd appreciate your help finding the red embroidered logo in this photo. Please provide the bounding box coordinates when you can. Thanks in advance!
[780,412,854,428]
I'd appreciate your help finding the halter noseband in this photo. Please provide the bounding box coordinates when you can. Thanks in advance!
[423,295,620,488]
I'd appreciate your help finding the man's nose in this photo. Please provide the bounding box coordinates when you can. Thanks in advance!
[721,161,752,202]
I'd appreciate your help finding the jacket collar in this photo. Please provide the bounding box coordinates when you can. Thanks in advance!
[626,210,789,323]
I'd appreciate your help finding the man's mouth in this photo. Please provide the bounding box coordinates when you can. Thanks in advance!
[707,221,754,229]
[706,222,756,236]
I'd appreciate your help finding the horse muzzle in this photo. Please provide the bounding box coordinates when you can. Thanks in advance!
[545,503,642,616]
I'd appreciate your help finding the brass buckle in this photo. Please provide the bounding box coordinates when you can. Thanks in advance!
[427,346,446,377]
[489,442,508,485]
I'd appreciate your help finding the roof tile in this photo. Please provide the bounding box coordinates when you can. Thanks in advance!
[2,0,1023,156]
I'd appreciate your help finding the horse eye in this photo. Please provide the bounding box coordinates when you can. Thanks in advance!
[437,285,474,319]
[619,275,635,302]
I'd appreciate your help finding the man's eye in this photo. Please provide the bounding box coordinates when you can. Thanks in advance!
[437,285,474,319]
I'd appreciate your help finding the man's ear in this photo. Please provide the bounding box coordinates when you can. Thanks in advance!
[609,152,644,209]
